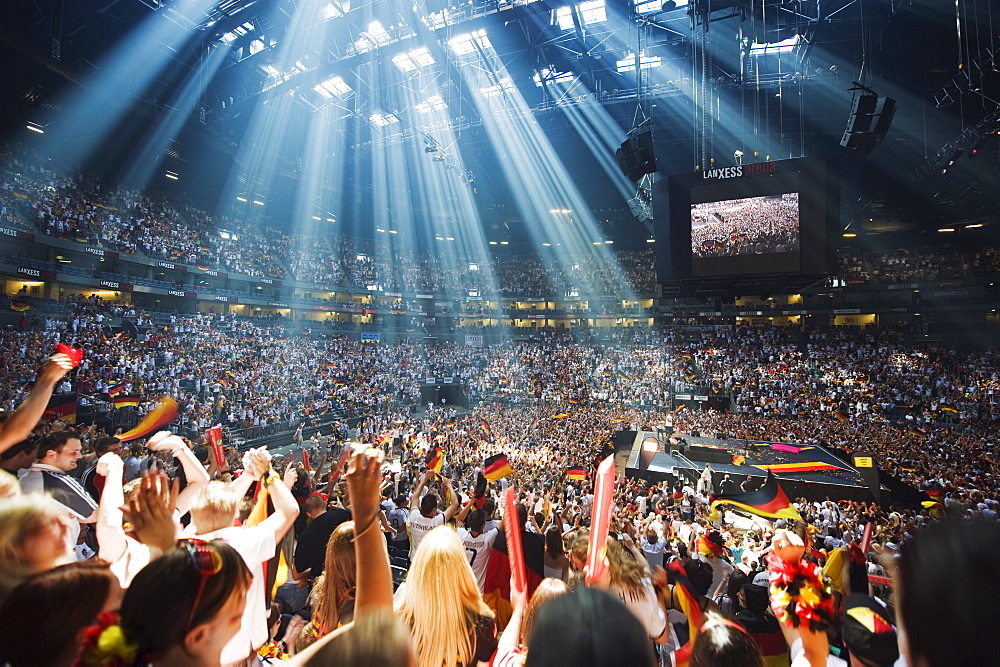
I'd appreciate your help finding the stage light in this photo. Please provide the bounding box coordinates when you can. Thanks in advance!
[26,123,44,134]
[966,223,983,228]
[843,233,857,238]
[646,239,655,243]
[938,228,955,232]
[236,196,247,202]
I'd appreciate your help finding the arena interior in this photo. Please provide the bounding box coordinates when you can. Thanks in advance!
[1,0,999,665]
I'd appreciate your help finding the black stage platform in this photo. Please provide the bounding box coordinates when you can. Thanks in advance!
[623,431,874,503]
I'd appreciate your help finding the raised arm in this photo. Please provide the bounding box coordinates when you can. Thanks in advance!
[442,477,460,523]
[0,354,73,454]
[95,452,128,565]
[256,463,301,544]
[147,431,210,515]
[345,447,393,614]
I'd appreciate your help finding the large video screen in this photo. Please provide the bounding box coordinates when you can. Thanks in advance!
[690,193,800,259]
[654,158,837,282]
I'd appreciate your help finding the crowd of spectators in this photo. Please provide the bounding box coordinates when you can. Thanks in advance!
[691,195,800,259]
[0,315,996,664]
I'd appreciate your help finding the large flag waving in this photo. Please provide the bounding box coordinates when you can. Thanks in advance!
[707,471,801,521]
[118,396,178,441]
[483,453,514,481]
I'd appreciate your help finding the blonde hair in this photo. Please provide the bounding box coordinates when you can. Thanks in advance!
[606,537,648,594]
[396,525,494,667]
[189,481,238,533]
[299,521,357,651]
[0,495,67,601]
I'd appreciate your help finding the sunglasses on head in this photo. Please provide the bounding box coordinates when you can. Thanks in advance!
[179,539,224,634]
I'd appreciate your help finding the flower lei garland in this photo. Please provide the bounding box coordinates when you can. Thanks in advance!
[75,611,138,667]
[765,551,836,632]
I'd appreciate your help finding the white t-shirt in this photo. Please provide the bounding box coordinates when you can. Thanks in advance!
[698,554,734,597]
[457,527,498,591]
[197,524,276,665]
[408,508,444,558]
[611,579,671,645]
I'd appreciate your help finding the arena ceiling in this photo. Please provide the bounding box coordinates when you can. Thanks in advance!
[2,0,999,249]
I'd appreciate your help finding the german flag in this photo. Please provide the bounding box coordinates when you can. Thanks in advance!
[45,393,77,425]
[425,445,445,474]
[107,383,125,397]
[567,466,587,481]
[923,487,945,501]
[708,472,801,521]
[940,405,958,414]
[673,404,688,413]
[217,377,229,388]
[834,410,849,422]
[552,412,570,419]
[197,264,210,271]
[118,396,179,442]
[567,398,579,405]
[482,516,545,631]
[112,394,141,409]
[754,462,841,473]
[907,427,926,437]
[10,302,30,312]
[483,453,514,481]
[479,419,492,436]
[472,473,488,508]
[664,560,704,664]
[685,372,697,382]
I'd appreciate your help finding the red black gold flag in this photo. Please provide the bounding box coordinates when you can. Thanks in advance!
[483,453,514,481]
[118,396,178,442]
[112,394,141,409]
[567,466,587,481]
[425,445,445,474]
[45,393,78,425]
[479,419,492,436]
[708,471,801,521]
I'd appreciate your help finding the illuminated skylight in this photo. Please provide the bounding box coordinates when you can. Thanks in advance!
[422,10,448,29]
[448,29,491,57]
[392,46,436,72]
[749,34,804,56]
[414,95,448,113]
[480,77,514,98]
[249,39,264,55]
[555,0,606,30]
[221,21,254,44]
[356,21,391,52]
[616,51,661,73]
[369,111,400,127]
[634,0,687,13]
[262,64,281,78]
[313,75,352,99]
[533,67,575,86]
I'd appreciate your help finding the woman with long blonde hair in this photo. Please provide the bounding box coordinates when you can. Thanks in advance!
[298,521,357,650]
[396,525,497,667]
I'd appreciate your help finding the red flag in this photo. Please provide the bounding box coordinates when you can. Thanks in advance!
[302,450,310,471]
[503,487,527,599]
[586,455,615,585]
[55,343,84,368]
[206,426,224,469]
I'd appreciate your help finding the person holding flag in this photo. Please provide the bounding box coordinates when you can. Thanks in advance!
[408,469,459,559]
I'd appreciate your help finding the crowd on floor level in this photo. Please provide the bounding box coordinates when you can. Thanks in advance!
[0,309,997,665]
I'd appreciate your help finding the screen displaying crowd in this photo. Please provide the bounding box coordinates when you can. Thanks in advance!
[691,193,800,259]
